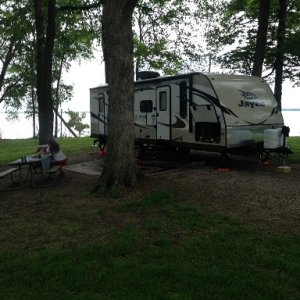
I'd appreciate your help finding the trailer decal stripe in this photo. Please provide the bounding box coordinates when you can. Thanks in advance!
[220,106,239,118]
[156,116,186,129]
[172,116,187,129]
[134,122,151,129]
[191,87,219,106]
[242,119,268,125]
[270,106,281,116]
[192,88,239,118]
[192,88,230,113]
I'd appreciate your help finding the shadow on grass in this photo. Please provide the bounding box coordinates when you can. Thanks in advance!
[1,190,299,299]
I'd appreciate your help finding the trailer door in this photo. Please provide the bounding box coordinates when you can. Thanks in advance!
[156,86,171,140]
[97,93,106,135]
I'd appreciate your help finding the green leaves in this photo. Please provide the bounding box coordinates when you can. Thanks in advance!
[204,0,300,85]
[134,0,205,75]
[0,0,102,129]
[65,110,89,137]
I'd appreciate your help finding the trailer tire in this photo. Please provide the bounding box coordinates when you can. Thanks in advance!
[257,150,269,162]
[135,145,144,159]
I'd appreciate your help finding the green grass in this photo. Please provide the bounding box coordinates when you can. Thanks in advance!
[0,191,299,299]
[1,137,299,165]
[0,137,93,164]
[289,137,300,161]
[0,137,299,298]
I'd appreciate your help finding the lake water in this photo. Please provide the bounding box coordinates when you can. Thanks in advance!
[0,110,299,139]
[282,110,300,136]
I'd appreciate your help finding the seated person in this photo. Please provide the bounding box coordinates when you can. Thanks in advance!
[37,138,67,171]
[47,138,67,166]
[33,144,48,158]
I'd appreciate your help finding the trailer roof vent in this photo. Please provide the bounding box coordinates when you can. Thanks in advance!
[137,71,160,80]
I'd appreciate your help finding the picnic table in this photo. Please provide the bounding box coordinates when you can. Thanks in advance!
[8,156,42,187]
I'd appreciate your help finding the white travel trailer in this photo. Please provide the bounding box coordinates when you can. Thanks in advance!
[90,72,287,156]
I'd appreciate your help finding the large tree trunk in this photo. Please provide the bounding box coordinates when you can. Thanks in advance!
[100,0,139,188]
[34,0,56,144]
[252,0,271,77]
[274,0,287,110]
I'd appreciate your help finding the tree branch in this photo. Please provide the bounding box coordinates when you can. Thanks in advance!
[262,65,276,78]
[0,36,17,92]
[57,0,103,12]
[0,77,22,104]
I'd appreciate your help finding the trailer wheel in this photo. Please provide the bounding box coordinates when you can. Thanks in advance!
[257,150,270,162]
[135,145,144,159]
[219,152,230,168]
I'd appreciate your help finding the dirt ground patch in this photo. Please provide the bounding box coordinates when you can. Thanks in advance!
[159,157,300,235]
[0,151,299,251]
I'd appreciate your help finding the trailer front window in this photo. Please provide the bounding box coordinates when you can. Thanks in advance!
[140,100,153,113]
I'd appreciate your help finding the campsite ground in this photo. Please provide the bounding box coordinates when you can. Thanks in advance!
[1,149,299,250]
[0,142,299,298]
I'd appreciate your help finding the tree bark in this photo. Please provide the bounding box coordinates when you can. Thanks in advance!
[34,0,56,144]
[252,0,271,77]
[100,0,139,188]
[274,0,287,110]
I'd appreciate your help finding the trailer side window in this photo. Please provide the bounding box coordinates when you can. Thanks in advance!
[140,100,153,113]
[159,91,167,111]
[98,94,105,113]
[180,81,187,118]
